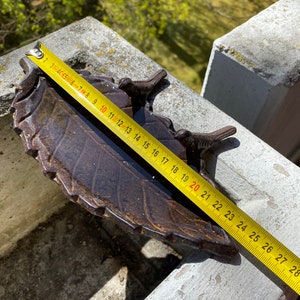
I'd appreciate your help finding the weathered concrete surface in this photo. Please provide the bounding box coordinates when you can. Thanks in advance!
[0,16,299,299]
[0,114,66,256]
[201,0,300,163]
[0,202,180,299]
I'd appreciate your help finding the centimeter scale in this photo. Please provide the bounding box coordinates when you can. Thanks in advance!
[27,42,300,294]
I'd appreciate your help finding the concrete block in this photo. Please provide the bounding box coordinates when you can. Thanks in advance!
[0,16,299,299]
[201,0,300,162]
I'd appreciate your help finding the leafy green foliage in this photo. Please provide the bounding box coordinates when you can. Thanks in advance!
[0,0,101,52]
[0,0,188,53]
[101,0,189,51]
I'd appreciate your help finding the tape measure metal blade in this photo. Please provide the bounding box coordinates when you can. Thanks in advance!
[26,42,300,294]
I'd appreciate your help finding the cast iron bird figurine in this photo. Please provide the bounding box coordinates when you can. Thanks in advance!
[119,69,167,114]
[174,126,237,188]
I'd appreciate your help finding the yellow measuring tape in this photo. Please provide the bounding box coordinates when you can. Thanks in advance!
[27,42,300,294]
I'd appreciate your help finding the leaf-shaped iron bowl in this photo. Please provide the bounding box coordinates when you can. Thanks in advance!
[11,58,238,257]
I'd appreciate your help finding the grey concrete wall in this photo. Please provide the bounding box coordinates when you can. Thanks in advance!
[0,16,299,299]
[201,0,300,164]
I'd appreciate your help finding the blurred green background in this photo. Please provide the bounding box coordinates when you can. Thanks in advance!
[0,0,277,91]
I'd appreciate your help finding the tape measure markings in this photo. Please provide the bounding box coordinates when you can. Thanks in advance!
[26,42,300,294]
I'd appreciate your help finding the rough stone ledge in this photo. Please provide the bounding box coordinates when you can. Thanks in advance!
[0,17,299,299]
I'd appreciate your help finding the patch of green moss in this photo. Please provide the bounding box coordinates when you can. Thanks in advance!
[229,48,256,68]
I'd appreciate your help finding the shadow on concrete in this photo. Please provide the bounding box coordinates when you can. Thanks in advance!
[0,202,181,300]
